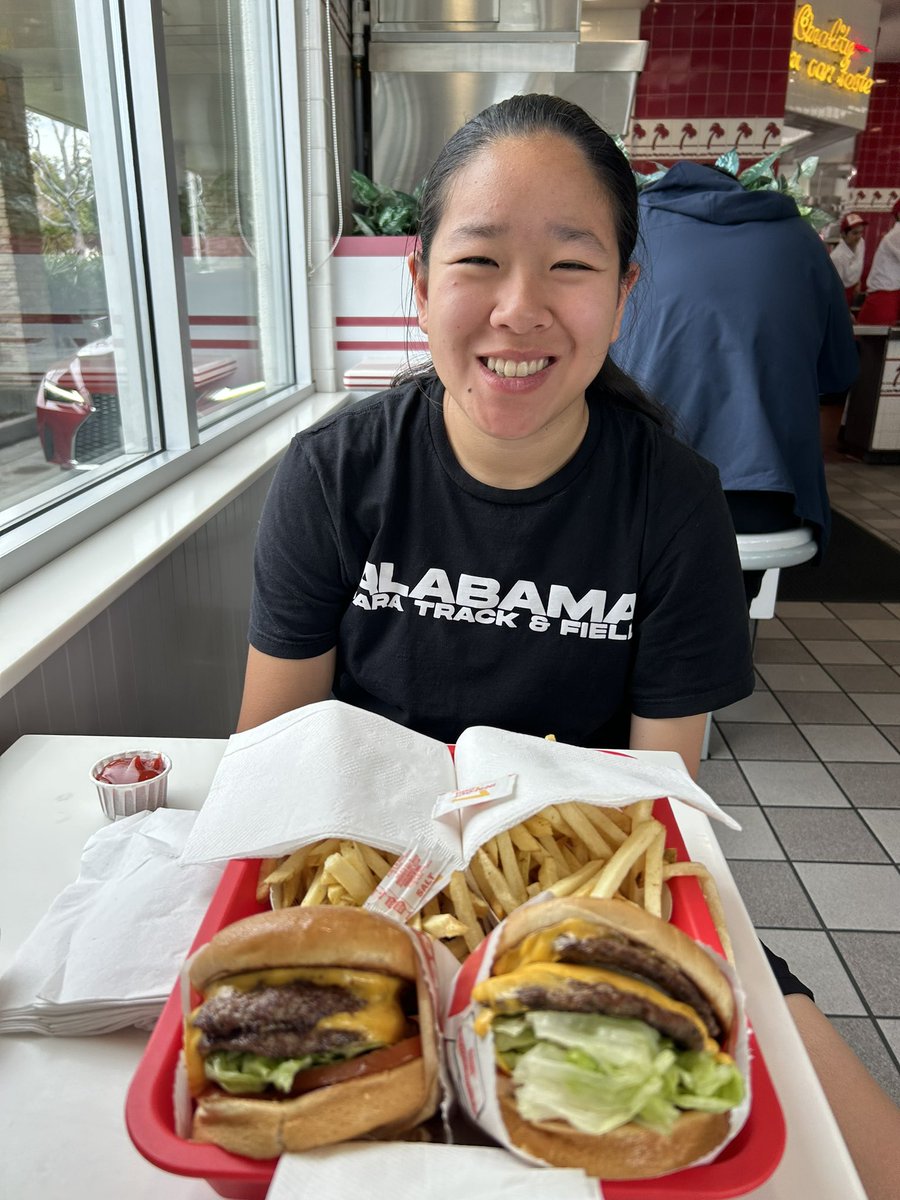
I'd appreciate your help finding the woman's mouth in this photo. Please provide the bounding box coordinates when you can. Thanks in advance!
[483,356,552,378]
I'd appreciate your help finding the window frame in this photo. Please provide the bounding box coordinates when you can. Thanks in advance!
[1,0,315,593]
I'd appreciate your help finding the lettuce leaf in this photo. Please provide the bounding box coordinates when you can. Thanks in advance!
[204,1041,380,1095]
[493,1011,743,1136]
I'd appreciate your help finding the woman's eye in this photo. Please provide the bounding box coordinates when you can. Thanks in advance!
[553,260,593,271]
[456,255,496,267]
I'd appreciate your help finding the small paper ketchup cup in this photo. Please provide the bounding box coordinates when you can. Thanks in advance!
[90,750,172,820]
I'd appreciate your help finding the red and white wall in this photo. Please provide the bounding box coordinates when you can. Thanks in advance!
[626,0,796,169]
[331,236,427,390]
[846,60,900,282]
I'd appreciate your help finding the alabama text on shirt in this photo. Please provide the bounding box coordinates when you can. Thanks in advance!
[352,561,635,640]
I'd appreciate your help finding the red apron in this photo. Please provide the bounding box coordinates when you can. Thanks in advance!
[856,290,900,326]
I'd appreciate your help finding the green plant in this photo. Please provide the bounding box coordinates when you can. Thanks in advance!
[351,170,425,236]
[712,148,831,231]
[614,137,832,231]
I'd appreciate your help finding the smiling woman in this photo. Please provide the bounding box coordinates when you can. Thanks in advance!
[408,133,635,488]
[236,93,754,779]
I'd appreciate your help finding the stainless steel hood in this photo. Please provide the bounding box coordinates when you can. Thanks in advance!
[371,1,582,39]
[368,1,648,193]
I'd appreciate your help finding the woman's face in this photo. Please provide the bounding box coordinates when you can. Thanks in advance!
[410,132,636,448]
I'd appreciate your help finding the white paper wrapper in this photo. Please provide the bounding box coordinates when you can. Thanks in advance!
[180,702,458,865]
[443,908,751,1179]
[181,702,738,876]
[269,1142,601,1200]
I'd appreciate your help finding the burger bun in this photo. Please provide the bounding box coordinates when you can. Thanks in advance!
[193,1056,432,1159]
[497,1076,731,1180]
[189,905,420,991]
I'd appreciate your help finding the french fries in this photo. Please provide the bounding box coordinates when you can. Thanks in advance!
[257,800,733,963]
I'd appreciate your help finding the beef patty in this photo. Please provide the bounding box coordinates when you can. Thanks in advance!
[195,980,366,1058]
[553,932,722,1042]
[515,980,706,1051]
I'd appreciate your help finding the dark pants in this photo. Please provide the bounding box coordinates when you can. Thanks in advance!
[725,490,803,608]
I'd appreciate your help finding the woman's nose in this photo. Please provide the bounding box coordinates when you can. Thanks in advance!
[490,272,552,332]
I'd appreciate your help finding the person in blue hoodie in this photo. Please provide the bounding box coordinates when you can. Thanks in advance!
[612,162,859,598]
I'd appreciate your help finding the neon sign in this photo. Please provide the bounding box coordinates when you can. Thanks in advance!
[789,4,874,96]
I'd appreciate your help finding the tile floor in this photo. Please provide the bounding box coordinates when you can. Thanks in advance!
[825,460,900,553]
[704,461,900,1103]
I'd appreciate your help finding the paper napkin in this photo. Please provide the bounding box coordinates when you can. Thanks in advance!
[181,700,737,867]
[269,1142,601,1200]
[0,809,224,1035]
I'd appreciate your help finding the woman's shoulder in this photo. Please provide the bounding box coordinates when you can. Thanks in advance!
[291,376,436,458]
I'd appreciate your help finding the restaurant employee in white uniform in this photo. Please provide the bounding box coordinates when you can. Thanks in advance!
[857,199,900,327]
[830,212,866,308]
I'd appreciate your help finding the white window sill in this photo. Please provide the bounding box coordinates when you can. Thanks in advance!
[0,391,349,696]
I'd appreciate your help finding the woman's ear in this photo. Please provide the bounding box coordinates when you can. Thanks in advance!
[610,262,640,343]
[621,261,640,299]
[408,251,428,334]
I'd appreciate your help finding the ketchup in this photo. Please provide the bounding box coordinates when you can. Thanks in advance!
[97,753,166,784]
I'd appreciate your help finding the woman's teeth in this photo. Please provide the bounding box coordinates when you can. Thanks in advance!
[485,357,550,378]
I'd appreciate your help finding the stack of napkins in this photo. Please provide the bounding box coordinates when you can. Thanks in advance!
[0,809,224,1035]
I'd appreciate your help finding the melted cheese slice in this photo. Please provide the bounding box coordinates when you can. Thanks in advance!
[472,959,717,1053]
[205,967,408,1046]
[185,966,408,1095]
[492,919,606,977]
[184,1016,208,1095]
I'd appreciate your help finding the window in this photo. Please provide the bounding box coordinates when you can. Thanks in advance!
[0,0,307,575]
[0,2,152,522]
[162,0,294,430]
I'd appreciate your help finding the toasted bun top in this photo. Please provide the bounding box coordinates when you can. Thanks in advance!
[494,897,734,1035]
[190,906,420,991]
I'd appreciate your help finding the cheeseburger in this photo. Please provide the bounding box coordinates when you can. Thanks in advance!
[470,897,744,1179]
[182,906,439,1159]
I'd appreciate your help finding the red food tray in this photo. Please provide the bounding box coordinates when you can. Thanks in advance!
[126,798,785,1198]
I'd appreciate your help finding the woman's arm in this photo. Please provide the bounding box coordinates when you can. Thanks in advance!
[235,646,336,732]
[786,994,900,1200]
[628,713,708,781]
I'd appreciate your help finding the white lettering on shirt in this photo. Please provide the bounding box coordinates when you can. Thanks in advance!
[377,563,410,595]
[546,586,607,622]
[457,574,501,608]
[603,594,636,624]
[409,569,455,603]
[498,578,546,616]
[353,564,634,641]
[358,562,379,594]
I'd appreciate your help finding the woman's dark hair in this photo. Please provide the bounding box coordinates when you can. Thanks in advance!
[401,92,669,430]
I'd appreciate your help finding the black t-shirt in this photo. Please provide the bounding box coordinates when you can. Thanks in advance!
[249,378,754,746]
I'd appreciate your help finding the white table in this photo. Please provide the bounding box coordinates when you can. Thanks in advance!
[0,734,867,1199]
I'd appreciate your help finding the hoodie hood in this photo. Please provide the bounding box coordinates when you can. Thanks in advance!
[638,161,800,226]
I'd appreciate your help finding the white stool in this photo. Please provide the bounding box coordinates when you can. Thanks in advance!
[701,526,817,759]
[737,527,817,619]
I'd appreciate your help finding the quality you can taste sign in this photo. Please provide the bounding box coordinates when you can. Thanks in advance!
[785,0,881,130]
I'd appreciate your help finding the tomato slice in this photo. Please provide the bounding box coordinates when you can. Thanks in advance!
[288,1035,422,1095]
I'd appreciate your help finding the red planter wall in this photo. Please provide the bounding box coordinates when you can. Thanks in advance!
[628,0,797,169]
[853,62,900,186]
